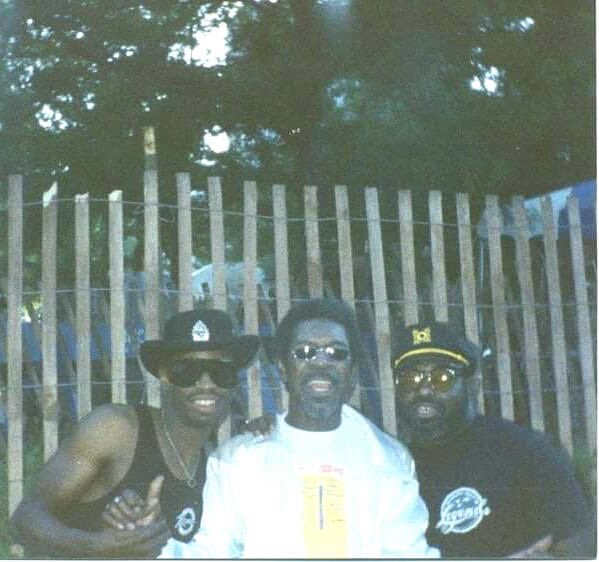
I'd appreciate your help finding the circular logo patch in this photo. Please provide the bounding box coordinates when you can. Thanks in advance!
[436,486,491,535]
[174,506,197,537]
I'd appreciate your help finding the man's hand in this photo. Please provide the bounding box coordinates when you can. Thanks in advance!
[243,414,275,436]
[509,535,553,558]
[102,475,164,531]
[93,519,170,558]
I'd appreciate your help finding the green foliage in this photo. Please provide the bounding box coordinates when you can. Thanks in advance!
[0,443,43,558]
[1,0,593,199]
[0,0,594,278]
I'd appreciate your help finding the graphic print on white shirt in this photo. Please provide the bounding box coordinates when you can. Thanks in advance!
[436,487,491,534]
[299,463,347,557]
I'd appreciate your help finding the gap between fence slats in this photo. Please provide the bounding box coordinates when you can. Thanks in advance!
[7,176,24,516]
[429,191,449,322]
[541,198,573,455]
[243,181,262,419]
[177,174,193,313]
[304,186,323,298]
[109,191,126,404]
[75,194,92,419]
[486,196,515,421]
[456,193,484,414]
[335,185,360,410]
[398,191,418,325]
[567,197,596,451]
[365,188,396,436]
[512,196,544,432]
[56,294,78,394]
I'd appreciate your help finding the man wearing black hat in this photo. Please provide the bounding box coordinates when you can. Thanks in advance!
[10,309,260,559]
[170,299,438,558]
[392,321,593,558]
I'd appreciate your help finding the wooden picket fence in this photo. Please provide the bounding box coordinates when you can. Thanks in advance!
[1,164,596,519]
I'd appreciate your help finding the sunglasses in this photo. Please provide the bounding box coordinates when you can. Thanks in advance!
[394,366,459,393]
[167,359,238,389]
[292,344,350,362]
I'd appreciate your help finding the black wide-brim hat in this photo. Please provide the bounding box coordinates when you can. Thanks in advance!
[140,309,260,377]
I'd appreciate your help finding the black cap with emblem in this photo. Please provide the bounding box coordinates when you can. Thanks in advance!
[391,321,479,374]
[140,309,260,375]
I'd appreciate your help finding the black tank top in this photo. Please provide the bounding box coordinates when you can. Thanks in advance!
[60,405,206,543]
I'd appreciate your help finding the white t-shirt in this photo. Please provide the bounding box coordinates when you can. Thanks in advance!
[162,405,438,558]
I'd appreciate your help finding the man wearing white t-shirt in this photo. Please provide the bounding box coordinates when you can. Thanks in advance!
[168,299,438,558]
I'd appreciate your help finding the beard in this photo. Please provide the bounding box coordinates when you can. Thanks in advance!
[291,370,346,422]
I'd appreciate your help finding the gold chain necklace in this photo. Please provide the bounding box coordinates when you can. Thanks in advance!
[161,409,200,488]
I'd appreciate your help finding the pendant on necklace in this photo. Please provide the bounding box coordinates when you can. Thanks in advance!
[186,477,198,488]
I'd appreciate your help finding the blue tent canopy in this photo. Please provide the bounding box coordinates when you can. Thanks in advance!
[557,179,596,239]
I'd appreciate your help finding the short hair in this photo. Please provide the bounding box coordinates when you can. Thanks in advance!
[275,299,364,367]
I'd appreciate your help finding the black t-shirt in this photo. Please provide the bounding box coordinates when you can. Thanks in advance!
[60,405,206,543]
[410,416,591,558]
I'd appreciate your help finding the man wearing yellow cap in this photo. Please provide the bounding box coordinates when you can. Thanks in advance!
[392,321,593,558]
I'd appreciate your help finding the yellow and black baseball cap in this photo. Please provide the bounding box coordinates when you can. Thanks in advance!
[391,322,479,373]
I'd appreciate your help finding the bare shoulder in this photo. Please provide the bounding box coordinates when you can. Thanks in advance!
[29,404,141,504]
[63,403,139,460]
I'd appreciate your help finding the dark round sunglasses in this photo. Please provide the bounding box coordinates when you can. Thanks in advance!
[292,344,350,362]
[167,358,238,389]
[394,366,459,393]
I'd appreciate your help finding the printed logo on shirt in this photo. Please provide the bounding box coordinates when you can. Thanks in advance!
[300,464,347,557]
[436,487,491,535]
[174,506,197,537]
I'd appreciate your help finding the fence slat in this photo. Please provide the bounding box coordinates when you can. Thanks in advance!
[541,197,573,454]
[512,196,544,432]
[177,173,193,312]
[75,194,92,419]
[42,184,59,460]
[208,177,231,441]
[243,181,262,419]
[429,191,448,322]
[208,177,227,311]
[272,184,290,412]
[144,167,161,407]
[398,190,418,325]
[486,196,514,421]
[567,197,596,451]
[335,185,360,409]
[109,191,126,404]
[7,175,23,516]
[304,186,323,298]
[273,185,291,319]
[365,188,396,436]
[456,193,483,413]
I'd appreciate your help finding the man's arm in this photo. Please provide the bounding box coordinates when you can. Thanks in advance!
[10,404,169,558]
[551,525,595,558]
[517,431,594,559]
